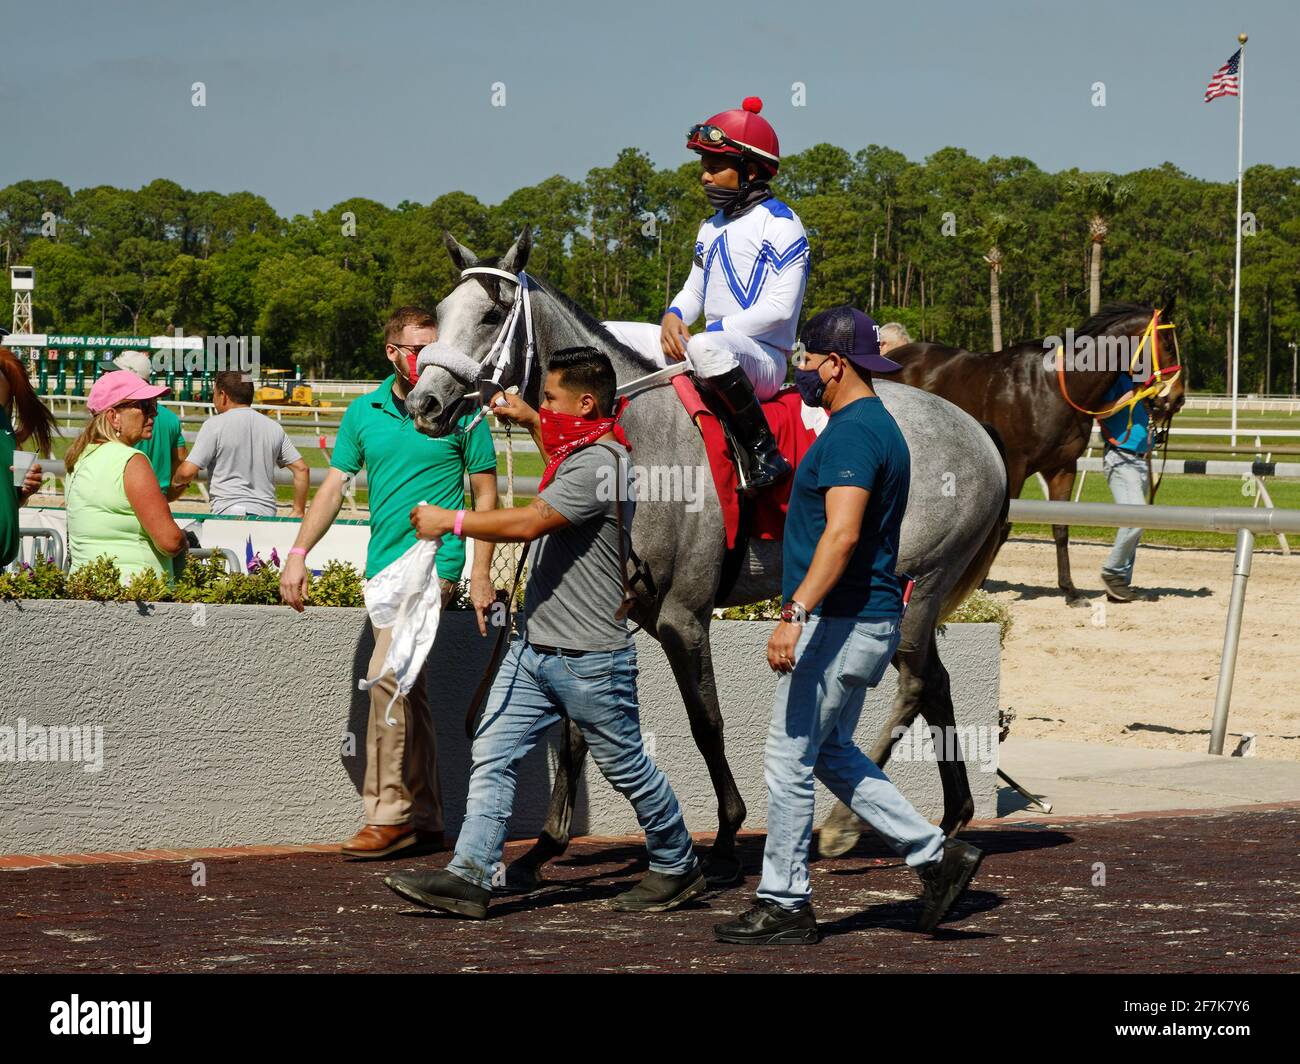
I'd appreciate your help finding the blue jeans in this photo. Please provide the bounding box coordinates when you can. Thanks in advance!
[1101,446,1149,584]
[447,639,696,888]
[757,614,945,909]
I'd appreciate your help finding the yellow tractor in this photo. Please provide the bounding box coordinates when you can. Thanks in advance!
[254,369,334,415]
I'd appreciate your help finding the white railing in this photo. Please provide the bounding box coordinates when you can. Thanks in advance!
[1009,499,1300,756]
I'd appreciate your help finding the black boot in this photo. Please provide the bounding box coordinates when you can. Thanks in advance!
[611,862,706,913]
[384,868,490,920]
[698,367,792,493]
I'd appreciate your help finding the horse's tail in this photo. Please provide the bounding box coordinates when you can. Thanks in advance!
[938,421,1011,621]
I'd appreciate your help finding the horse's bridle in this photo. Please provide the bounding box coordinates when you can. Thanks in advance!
[450,266,537,434]
[446,266,692,436]
[1054,308,1183,503]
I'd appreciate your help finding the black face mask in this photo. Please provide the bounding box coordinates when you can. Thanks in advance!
[705,181,772,218]
[704,184,741,213]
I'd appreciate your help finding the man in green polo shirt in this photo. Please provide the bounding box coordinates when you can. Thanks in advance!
[114,351,187,493]
[280,306,498,860]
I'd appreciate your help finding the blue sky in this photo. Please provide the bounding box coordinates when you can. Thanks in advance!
[2,0,1294,216]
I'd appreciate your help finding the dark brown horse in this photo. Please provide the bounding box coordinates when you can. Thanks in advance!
[879,304,1185,603]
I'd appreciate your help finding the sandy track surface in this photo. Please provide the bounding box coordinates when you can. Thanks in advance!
[987,539,1300,762]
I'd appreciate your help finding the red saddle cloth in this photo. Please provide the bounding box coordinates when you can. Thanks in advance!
[672,376,818,549]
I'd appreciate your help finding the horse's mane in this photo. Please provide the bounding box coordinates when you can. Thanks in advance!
[526,275,661,373]
[1074,302,1153,337]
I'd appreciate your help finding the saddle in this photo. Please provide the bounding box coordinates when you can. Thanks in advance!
[672,376,817,550]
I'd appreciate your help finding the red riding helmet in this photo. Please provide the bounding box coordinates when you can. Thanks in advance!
[686,96,780,176]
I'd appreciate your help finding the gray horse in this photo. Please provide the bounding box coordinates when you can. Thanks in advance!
[408,229,1009,885]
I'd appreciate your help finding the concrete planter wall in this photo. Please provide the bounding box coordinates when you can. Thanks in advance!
[0,601,999,855]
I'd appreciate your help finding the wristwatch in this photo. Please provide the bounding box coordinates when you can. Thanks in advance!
[779,600,808,625]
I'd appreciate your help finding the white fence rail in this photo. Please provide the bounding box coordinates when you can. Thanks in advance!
[1008,499,1299,755]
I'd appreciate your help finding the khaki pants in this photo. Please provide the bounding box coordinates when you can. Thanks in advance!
[362,592,453,829]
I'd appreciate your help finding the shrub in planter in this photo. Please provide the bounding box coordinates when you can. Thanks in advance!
[0,556,67,599]
[305,560,366,607]
[2,550,473,609]
[65,556,126,601]
[714,588,1012,646]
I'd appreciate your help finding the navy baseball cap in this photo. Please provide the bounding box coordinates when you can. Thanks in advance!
[798,306,901,373]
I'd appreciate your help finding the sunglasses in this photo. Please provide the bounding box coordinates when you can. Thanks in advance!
[687,124,747,157]
[121,399,159,416]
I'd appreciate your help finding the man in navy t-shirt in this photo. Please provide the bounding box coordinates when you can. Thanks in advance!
[715,307,983,946]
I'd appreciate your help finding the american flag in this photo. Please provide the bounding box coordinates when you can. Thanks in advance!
[1204,49,1241,102]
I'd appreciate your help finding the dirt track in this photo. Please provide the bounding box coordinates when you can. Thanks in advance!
[1,809,1295,974]
[988,539,1300,761]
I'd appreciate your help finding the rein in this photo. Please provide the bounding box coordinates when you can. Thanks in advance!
[454,267,685,431]
[1054,309,1183,433]
[1052,309,1181,504]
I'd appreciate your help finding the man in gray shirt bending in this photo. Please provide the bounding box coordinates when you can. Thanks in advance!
[171,370,310,517]
[388,346,702,920]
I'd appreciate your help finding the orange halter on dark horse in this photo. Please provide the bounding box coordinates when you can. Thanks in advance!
[1054,309,1182,495]
[1055,309,1181,418]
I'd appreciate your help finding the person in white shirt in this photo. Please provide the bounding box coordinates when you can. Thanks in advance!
[604,96,809,491]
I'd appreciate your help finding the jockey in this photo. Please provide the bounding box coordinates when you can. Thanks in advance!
[604,96,810,491]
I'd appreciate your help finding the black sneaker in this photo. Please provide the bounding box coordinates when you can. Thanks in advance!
[713,900,819,945]
[916,839,983,933]
[1101,573,1136,602]
[611,862,707,913]
[384,868,490,920]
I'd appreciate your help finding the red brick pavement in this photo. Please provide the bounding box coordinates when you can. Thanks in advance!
[1,806,1296,974]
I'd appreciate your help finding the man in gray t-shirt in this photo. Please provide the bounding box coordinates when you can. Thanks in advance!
[522,442,633,652]
[391,346,701,921]
[171,371,310,517]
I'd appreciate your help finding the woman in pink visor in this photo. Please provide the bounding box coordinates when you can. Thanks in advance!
[65,370,188,582]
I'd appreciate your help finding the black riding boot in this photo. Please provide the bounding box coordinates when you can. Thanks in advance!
[699,366,792,492]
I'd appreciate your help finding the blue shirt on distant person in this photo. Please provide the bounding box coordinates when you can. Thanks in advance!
[782,396,910,620]
[1098,373,1150,455]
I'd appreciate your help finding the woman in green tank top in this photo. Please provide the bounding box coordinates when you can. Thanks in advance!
[65,371,188,581]
[0,348,56,567]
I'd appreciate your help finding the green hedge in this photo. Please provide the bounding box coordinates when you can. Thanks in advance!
[716,588,1013,646]
[4,554,1011,639]
[0,553,471,609]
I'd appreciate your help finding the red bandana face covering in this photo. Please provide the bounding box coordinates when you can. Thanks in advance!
[538,397,631,489]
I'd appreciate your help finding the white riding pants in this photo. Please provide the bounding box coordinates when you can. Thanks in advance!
[602,320,788,401]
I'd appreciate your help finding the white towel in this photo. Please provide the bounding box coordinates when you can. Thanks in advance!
[357,533,443,726]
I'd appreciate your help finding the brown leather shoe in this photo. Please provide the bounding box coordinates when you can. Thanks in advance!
[340,823,419,860]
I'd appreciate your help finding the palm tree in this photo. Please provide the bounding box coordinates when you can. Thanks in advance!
[971,211,1026,352]
[1066,174,1133,315]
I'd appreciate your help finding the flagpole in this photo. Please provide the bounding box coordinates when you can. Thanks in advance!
[1230,33,1247,448]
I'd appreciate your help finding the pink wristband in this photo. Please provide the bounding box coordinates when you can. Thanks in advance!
[289,547,308,558]
[453,509,466,537]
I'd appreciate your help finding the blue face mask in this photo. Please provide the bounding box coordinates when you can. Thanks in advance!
[795,366,828,408]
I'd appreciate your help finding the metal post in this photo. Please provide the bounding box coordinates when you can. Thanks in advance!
[1209,527,1254,754]
[1229,33,1247,449]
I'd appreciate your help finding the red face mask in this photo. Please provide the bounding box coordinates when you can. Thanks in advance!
[405,353,420,384]
[537,401,630,489]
